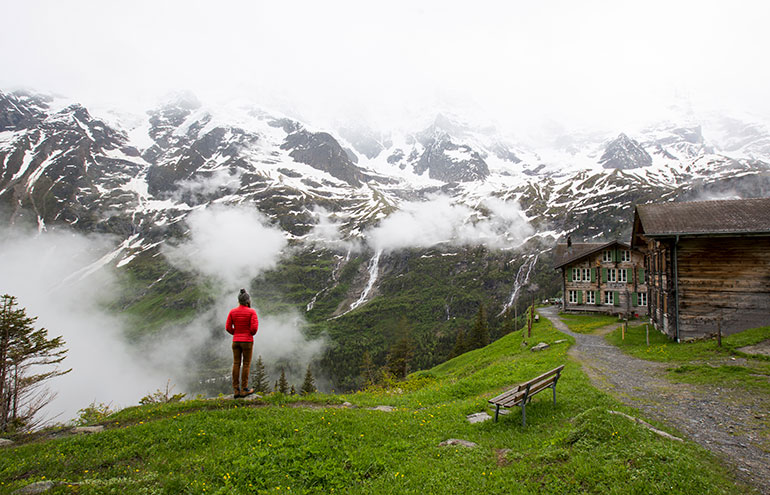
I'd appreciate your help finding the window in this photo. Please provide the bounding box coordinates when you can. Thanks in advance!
[602,250,613,262]
[571,268,580,281]
[582,268,591,282]
[607,268,617,282]
[618,268,627,283]
[621,250,631,262]
[638,292,647,306]
[586,291,595,304]
[569,290,579,304]
[604,291,614,305]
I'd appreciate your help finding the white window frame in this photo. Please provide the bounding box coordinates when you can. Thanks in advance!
[604,291,614,305]
[621,250,631,262]
[607,268,617,282]
[638,292,647,306]
[569,290,579,304]
[618,269,627,283]
[571,267,580,281]
[582,268,591,281]
[602,250,612,262]
[586,290,595,304]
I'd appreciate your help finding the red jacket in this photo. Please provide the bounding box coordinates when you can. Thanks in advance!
[225,305,259,342]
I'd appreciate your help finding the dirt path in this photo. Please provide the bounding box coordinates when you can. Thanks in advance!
[539,306,770,494]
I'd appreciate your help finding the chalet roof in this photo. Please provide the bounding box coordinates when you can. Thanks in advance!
[634,198,770,239]
[553,240,630,269]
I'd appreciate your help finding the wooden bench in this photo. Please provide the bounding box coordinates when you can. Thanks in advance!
[488,365,565,426]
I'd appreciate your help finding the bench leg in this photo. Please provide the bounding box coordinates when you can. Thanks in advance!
[494,404,500,422]
[521,403,526,427]
[553,384,556,405]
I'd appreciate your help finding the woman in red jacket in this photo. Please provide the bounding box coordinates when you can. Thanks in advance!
[225,288,259,398]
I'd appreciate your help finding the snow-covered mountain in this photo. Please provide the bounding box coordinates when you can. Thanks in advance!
[2,88,770,301]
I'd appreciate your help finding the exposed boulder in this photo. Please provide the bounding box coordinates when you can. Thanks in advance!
[438,438,478,448]
[531,342,550,352]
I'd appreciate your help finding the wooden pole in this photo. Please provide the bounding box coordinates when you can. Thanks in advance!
[528,295,533,338]
[622,319,626,340]
[646,323,649,346]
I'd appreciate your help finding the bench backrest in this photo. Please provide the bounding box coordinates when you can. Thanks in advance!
[489,365,565,406]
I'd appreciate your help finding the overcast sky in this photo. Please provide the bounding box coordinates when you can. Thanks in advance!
[2,0,768,133]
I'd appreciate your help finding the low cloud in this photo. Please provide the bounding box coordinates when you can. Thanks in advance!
[305,206,361,253]
[174,168,244,204]
[163,204,287,290]
[0,226,167,423]
[366,194,533,252]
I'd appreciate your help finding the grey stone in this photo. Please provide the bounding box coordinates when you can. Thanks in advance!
[371,405,396,412]
[438,438,478,448]
[0,438,14,447]
[342,401,353,408]
[12,481,55,494]
[554,339,567,344]
[531,342,550,352]
[466,412,492,424]
[72,426,104,434]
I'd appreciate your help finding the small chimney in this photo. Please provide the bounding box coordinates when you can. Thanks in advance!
[567,235,572,248]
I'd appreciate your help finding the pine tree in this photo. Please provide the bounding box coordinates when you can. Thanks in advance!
[290,385,296,395]
[359,351,377,387]
[468,303,489,350]
[277,368,289,395]
[388,335,414,378]
[449,328,467,358]
[300,364,316,395]
[251,355,269,393]
[1,295,70,432]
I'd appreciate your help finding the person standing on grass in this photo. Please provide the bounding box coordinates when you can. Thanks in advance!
[226,288,259,398]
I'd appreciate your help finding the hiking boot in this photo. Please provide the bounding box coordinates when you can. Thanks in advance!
[233,390,243,399]
[241,388,255,397]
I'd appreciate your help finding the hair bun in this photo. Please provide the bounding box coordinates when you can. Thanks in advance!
[240,288,246,294]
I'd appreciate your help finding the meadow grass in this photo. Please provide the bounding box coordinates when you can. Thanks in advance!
[606,323,770,363]
[0,317,750,494]
[558,313,620,334]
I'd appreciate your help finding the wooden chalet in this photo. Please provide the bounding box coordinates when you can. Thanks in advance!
[554,239,648,316]
[631,198,770,341]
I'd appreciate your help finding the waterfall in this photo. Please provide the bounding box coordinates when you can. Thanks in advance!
[498,253,539,316]
[348,250,382,312]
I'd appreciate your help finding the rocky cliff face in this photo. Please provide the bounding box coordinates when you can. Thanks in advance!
[412,132,490,182]
[600,133,653,170]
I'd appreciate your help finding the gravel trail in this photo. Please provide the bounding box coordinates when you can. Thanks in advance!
[539,305,770,494]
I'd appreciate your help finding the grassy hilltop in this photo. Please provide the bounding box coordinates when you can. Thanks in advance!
[0,315,747,494]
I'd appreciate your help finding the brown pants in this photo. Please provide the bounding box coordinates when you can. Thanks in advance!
[232,341,254,394]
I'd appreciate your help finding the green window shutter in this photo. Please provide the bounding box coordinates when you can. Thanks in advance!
[638,268,645,284]
[601,268,607,283]
[590,268,595,282]
[625,268,630,283]
[567,269,572,282]
[578,291,583,304]
[632,292,638,306]
[613,249,619,262]
[613,291,619,306]
[595,291,600,305]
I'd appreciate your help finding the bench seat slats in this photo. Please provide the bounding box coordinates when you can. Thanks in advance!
[488,364,565,426]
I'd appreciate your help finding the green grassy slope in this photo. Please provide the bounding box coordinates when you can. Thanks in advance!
[0,315,748,494]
